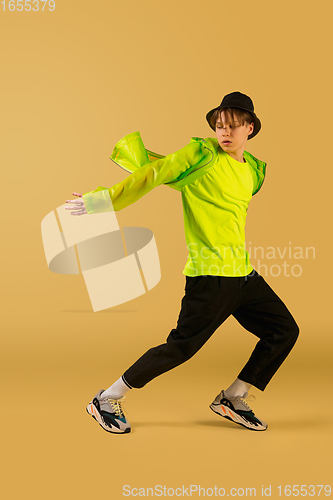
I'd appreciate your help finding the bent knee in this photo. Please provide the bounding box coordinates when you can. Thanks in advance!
[289,320,300,343]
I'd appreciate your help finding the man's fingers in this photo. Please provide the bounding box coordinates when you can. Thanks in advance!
[66,199,84,204]
[70,210,87,216]
[64,192,86,214]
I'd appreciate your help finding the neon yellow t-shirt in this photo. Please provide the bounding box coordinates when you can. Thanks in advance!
[182,149,254,277]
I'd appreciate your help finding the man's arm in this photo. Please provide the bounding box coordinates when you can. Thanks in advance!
[78,140,205,215]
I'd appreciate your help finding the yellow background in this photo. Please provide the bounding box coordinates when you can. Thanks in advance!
[1,0,332,498]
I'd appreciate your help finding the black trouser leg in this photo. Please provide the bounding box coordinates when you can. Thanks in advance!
[233,271,300,391]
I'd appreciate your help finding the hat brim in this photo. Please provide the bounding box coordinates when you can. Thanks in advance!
[206,106,261,140]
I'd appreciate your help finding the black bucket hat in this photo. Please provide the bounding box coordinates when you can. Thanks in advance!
[206,91,261,140]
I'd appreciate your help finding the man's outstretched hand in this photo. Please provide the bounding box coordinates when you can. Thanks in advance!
[65,192,88,215]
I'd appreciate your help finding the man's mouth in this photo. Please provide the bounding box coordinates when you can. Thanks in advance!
[222,141,231,145]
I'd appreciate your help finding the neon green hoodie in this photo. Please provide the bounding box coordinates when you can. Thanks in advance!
[83,131,266,277]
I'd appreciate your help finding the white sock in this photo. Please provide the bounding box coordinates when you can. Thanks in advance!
[224,378,252,399]
[101,376,132,399]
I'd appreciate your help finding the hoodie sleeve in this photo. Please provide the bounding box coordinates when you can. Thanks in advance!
[82,140,204,214]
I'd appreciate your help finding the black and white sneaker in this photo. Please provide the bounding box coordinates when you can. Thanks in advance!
[209,390,268,431]
[86,389,131,434]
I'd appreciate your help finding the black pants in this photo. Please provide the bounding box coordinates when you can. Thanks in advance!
[123,270,299,391]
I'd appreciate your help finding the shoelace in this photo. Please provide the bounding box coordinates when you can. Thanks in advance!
[107,396,127,417]
[239,394,256,411]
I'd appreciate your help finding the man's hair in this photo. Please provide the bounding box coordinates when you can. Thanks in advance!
[209,107,254,130]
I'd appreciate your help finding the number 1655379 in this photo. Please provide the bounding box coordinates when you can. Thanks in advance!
[1,0,55,11]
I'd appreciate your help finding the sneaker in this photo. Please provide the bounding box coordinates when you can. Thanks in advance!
[209,390,268,431]
[86,389,131,434]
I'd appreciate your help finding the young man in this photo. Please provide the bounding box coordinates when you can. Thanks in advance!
[66,91,299,433]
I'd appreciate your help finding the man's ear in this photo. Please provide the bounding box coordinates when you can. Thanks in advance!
[248,121,254,136]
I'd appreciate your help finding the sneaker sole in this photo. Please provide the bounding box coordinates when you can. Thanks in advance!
[209,404,268,431]
[86,403,131,434]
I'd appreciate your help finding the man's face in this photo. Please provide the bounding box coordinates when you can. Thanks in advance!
[215,110,254,159]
